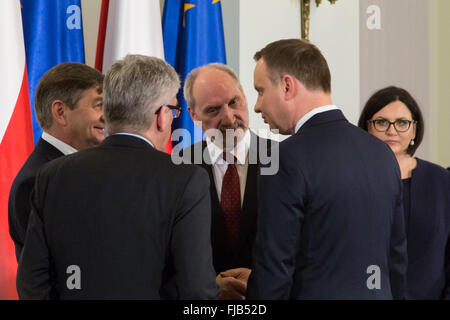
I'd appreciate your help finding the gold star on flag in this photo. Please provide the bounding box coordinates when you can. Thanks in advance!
[183,3,196,27]
[212,0,221,3]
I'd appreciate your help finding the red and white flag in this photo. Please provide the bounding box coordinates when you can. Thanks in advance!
[96,0,165,71]
[0,1,34,299]
[95,0,173,153]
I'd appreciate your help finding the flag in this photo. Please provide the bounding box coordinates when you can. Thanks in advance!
[21,0,86,145]
[162,0,227,150]
[0,1,34,300]
[96,0,171,153]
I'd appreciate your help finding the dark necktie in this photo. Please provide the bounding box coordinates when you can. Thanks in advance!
[220,153,241,248]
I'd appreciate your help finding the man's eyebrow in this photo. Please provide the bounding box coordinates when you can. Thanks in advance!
[204,105,221,111]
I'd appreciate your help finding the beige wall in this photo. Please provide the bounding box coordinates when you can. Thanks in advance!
[81,0,101,68]
[430,0,450,168]
[359,0,430,161]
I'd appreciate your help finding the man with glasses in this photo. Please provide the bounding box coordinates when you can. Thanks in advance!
[156,104,182,119]
[17,55,218,299]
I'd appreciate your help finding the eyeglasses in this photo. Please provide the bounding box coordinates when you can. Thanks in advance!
[368,118,416,133]
[155,104,182,119]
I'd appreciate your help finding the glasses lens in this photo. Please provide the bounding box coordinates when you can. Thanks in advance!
[374,119,388,131]
[394,120,410,132]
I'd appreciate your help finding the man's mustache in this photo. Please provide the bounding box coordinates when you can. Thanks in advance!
[219,120,246,133]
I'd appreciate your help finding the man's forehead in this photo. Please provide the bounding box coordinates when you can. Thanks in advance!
[195,73,242,103]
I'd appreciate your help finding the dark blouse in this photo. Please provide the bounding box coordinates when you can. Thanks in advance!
[403,158,450,300]
[402,177,411,235]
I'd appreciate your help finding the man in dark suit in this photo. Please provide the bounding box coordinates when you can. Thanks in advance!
[9,63,104,260]
[16,55,218,299]
[177,63,276,299]
[246,39,407,299]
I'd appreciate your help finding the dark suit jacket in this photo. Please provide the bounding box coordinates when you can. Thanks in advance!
[16,135,218,299]
[8,138,64,260]
[405,158,450,299]
[247,110,407,300]
[182,131,272,273]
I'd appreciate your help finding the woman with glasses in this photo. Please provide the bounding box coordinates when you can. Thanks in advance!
[358,86,450,299]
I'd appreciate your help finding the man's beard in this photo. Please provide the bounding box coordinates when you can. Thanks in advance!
[207,120,247,150]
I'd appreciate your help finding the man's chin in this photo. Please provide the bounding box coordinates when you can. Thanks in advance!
[92,135,105,146]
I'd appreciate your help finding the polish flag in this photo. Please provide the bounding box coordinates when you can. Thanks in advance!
[96,0,173,154]
[0,2,34,299]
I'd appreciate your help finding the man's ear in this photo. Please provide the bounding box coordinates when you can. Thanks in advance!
[188,105,196,121]
[156,106,170,133]
[281,74,297,101]
[188,106,201,126]
[51,100,68,126]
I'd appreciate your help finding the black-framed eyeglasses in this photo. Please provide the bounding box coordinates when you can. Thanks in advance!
[155,104,182,119]
[368,118,416,133]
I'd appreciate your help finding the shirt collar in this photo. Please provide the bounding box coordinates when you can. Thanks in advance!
[41,132,77,155]
[114,132,154,148]
[295,105,340,134]
[206,129,250,165]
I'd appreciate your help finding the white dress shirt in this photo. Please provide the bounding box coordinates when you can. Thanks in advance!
[41,132,77,155]
[205,129,251,205]
[295,105,340,134]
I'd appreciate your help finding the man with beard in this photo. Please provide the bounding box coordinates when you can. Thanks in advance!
[180,63,274,300]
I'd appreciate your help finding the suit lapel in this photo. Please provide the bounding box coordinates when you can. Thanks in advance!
[235,132,260,260]
[200,141,229,261]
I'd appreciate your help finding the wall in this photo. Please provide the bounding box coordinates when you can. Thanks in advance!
[81,0,101,68]
[310,0,360,124]
[237,0,301,140]
[430,0,450,168]
[359,0,430,160]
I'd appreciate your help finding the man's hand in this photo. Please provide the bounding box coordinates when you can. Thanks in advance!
[216,268,252,300]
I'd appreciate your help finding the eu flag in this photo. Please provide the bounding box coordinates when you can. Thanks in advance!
[21,0,86,145]
[163,0,227,150]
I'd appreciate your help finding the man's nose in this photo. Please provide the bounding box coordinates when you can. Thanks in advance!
[254,99,261,113]
[222,106,235,125]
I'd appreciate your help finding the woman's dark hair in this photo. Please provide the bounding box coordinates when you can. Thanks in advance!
[358,86,424,156]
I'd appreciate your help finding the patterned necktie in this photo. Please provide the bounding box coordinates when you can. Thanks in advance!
[220,153,241,249]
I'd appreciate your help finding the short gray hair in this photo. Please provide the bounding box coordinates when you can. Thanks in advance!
[184,63,240,110]
[104,54,180,134]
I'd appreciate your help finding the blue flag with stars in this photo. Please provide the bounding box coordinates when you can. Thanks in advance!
[163,0,227,150]
[21,0,86,144]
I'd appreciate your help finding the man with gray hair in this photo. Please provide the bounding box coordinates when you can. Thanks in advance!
[17,55,218,299]
[179,63,274,300]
